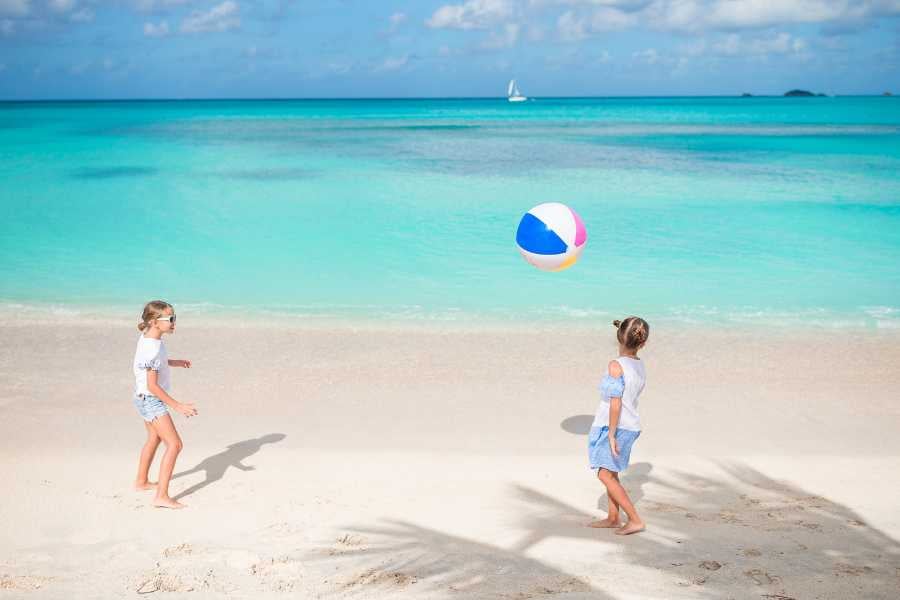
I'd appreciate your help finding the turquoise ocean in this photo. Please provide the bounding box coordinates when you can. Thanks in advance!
[2,97,899,328]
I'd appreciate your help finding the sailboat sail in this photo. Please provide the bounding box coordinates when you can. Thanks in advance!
[507,79,527,102]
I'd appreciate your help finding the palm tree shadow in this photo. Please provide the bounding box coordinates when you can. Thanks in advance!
[315,461,900,598]
[172,433,286,501]
[309,519,611,598]
[509,462,900,598]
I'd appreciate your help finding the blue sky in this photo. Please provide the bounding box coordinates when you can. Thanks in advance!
[1,0,899,99]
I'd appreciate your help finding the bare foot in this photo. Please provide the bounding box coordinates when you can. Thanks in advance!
[588,517,622,528]
[134,482,157,491]
[152,497,186,509]
[615,521,646,535]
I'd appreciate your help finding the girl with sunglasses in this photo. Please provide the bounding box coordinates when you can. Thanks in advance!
[132,300,198,509]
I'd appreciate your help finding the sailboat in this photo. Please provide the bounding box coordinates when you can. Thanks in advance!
[507,79,527,103]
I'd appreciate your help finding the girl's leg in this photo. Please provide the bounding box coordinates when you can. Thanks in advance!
[589,470,622,528]
[597,469,645,535]
[135,421,161,490]
[149,414,185,509]
[598,469,621,515]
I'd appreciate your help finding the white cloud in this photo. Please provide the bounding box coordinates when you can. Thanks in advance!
[386,11,407,34]
[526,24,545,41]
[42,0,93,22]
[70,7,93,22]
[0,0,29,17]
[530,0,647,7]
[679,31,812,62]
[389,12,407,28]
[590,6,638,30]
[556,5,638,41]
[135,0,190,12]
[649,0,900,32]
[490,57,510,71]
[144,19,169,36]
[326,60,353,75]
[542,0,900,37]
[180,0,239,34]
[426,0,514,30]
[425,0,900,52]
[819,36,847,51]
[701,1,854,30]
[632,48,659,64]
[49,0,74,13]
[557,11,587,41]
[709,32,809,56]
[68,58,123,76]
[375,54,409,72]
[680,38,707,56]
[482,22,519,48]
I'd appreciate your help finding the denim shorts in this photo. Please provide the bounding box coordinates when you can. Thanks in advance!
[588,426,641,472]
[133,394,169,422]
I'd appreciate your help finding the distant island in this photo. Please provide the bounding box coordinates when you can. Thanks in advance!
[784,89,827,97]
[741,93,753,97]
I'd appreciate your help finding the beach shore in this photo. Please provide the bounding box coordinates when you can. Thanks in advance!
[2,320,899,598]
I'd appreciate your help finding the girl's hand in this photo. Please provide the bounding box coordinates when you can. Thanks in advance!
[176,402,198,418]
[173,359,192,368]
[609,436,619,458]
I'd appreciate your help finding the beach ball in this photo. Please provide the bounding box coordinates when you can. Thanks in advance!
[515,202,587,271]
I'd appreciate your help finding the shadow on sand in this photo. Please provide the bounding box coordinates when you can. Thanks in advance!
[172,433,286,501]
[560,414,594,435]
[310,461,900,598]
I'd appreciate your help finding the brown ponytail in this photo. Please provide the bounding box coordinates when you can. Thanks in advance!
[138,300,173,331]
[613,316,649,350]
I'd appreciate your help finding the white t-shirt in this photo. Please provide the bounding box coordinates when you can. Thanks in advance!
[133,334,170,396]
[592,356,646,432]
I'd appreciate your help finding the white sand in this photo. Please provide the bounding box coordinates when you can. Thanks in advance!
[1,320,899,598]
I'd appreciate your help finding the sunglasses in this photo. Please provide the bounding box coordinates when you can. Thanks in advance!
[157,315,177,324]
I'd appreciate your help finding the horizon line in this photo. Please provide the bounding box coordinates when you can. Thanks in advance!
[0,93,894,103]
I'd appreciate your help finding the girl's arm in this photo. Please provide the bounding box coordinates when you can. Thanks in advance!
[607,360,623,456]
[147,369,198,417]
[608,397,622,457]
[168,359,191,368]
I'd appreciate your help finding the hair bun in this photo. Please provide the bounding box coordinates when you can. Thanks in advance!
[615,316,650,350]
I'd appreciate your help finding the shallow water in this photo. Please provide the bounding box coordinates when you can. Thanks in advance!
[2,97,899,328]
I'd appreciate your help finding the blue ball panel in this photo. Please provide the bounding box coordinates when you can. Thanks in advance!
[516,213,568,255]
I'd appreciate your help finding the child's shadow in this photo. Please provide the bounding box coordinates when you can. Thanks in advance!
[172,433,286,500]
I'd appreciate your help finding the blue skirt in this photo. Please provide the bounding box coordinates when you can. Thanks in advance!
[588,426,641,472]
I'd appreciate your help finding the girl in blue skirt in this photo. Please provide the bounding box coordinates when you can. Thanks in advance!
[588,317,649,535]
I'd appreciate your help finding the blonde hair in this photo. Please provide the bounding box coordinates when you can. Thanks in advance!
[613,316,649,350]
[138,300,173,332]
